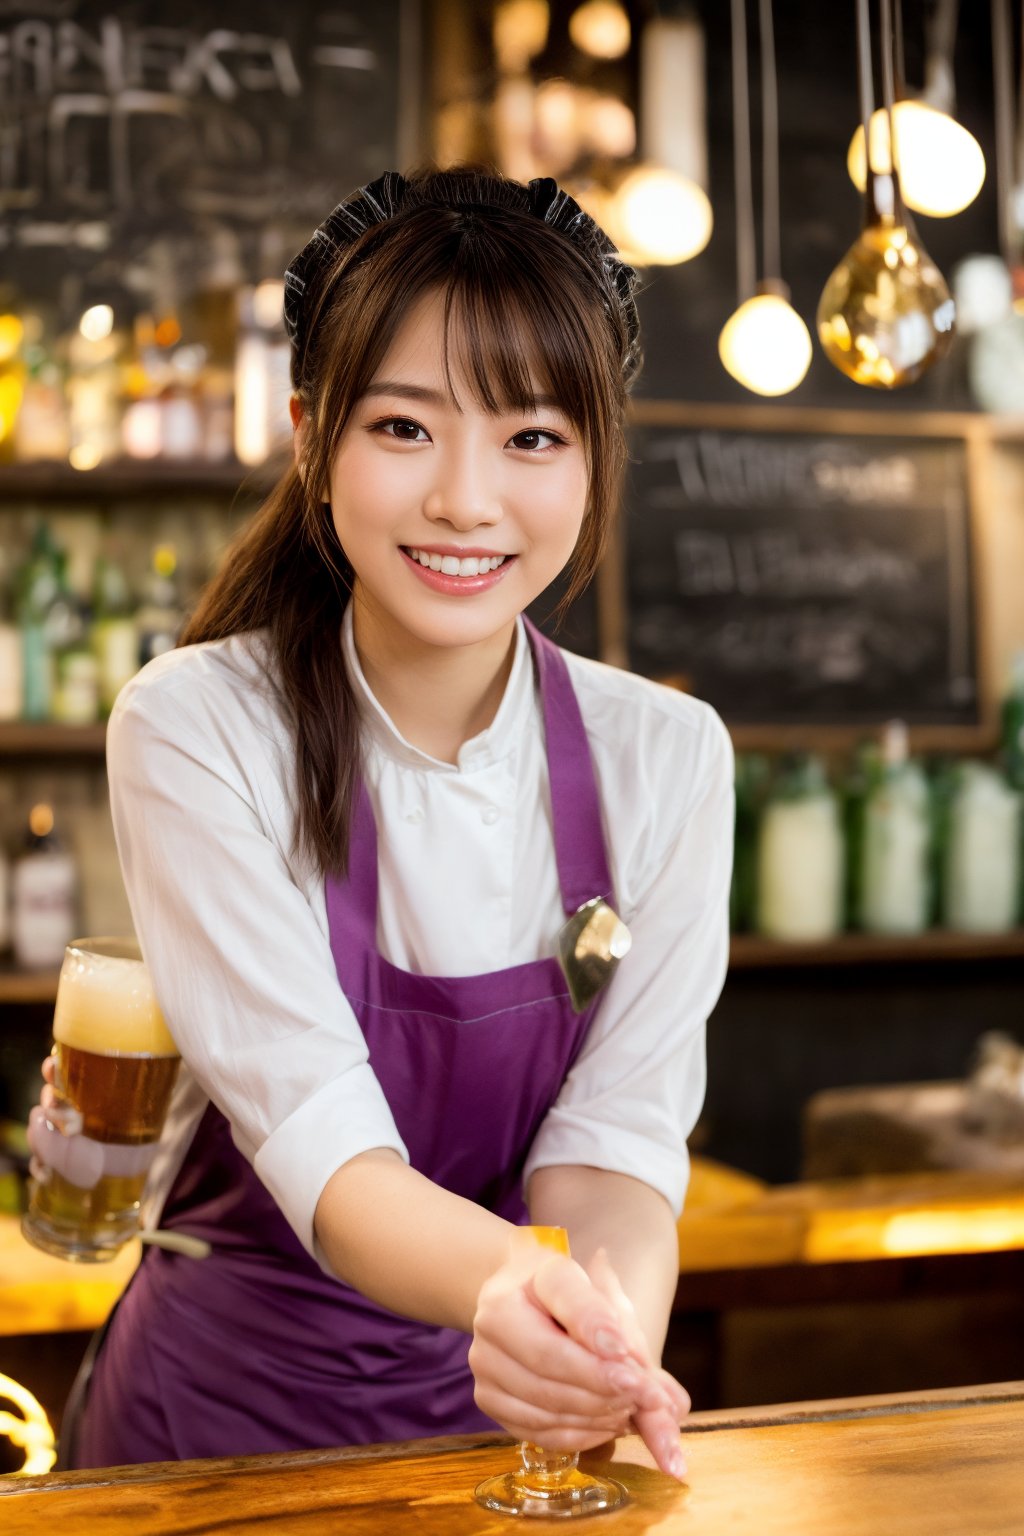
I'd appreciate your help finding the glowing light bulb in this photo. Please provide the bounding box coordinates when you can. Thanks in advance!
[817,221,955,388]
[569,0,630,60]
[719,291,813,396]
[610,165,712,265]
[847,101,985,217]
[580,92,636,158]
[493,0,549,72]
[79,303,114,342]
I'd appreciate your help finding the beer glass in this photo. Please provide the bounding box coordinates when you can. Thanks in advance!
[474,1227,629,1518]
[22,937,180,1264]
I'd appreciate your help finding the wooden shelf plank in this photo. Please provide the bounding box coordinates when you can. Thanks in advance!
[0,722,107,756]
[0,457,274,499]
[0,969,60,1004]
[3,932,1023,1006]
[729,929,1024,968]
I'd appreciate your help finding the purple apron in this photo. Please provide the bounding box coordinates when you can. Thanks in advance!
[71,620,617,1467]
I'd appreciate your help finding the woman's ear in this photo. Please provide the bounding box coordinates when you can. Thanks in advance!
[290,394,307,483]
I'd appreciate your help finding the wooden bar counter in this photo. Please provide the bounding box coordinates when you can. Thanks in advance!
[1,1381,1020,1535]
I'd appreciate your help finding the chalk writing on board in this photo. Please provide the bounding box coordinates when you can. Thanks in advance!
[625,427,979,727]
[0,4,401,240]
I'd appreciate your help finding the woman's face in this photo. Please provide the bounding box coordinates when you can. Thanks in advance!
[325,288,590,658]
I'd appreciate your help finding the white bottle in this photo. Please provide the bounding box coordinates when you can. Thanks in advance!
[11,804,77,969]
[944,763,1022,933]
[861,721,932,935]
[757,755,844,941]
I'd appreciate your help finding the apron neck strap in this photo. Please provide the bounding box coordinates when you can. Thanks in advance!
[521,616,615,916]
[341,619,616,924]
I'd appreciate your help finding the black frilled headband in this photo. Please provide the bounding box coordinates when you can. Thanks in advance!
[283,169,642,394]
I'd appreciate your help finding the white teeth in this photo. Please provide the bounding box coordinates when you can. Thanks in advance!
[406,549,507,577]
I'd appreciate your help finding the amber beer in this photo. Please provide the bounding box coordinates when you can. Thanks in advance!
[22,938,179,1262]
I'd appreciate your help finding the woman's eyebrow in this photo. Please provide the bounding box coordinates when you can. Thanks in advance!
[363,380,564,411]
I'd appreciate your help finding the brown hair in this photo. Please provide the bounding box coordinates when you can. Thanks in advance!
[181,162,644,878]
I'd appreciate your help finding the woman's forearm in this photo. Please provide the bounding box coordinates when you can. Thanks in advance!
[314,1148,513,1331]
[526,1165,680,1360]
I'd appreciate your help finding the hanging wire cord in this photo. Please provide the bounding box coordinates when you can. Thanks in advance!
[758,0,781,284]
[992,0,1016,266]
[730,0,757,303]
[856,0,876,206]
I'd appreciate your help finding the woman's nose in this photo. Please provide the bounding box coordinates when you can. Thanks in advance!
[423,449,503,529]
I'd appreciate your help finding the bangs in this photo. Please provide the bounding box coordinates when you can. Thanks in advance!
[434,257,598,439]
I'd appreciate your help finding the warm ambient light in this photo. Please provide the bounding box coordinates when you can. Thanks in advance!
[609,164,712,265]
[569,0,630,60]
[0,1372,57,1476]
[79,303,114,342]
[847,101,985,218]
[719,291,813,396]
[492,0,549,72]
[29,803,54,838]
[817,220,955,388]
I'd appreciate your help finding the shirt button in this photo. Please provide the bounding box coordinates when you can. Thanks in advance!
[481,805,500,826]
[405,805,426,824]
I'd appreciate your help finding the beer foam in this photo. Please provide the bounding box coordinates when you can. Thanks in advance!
[54,946,178,1056]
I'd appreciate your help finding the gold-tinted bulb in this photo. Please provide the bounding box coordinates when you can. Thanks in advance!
[817,219,955,387]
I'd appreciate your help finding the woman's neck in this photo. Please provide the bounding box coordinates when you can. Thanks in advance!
[350,601,518,765]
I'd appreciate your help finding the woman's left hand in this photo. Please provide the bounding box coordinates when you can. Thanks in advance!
[585,1247,690,1481]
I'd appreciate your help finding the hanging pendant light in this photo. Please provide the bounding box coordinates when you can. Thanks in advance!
[818,0,955,388]
[719,0,811,395]
[846,0,984,218]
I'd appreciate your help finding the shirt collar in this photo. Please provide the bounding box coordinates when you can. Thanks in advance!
[341,604,535,772]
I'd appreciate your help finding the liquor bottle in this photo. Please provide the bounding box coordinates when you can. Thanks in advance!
[0,550,22,722]
[12,305,69,462]
[0,287,25,463]
[1000,651,1024,792]
[841,738,882,931]
[15,525,61,720]
[859,721,932,935]
[91,543,138,714]
[943,762,1022,933]
[757,754,845,941]
[51,550,99,725]
[11,804,77,970]
[66,292,127,469]
[730,753,770,932]
[137,544,184,665]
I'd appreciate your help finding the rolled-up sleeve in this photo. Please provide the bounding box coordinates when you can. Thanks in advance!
[522,703,734,1217]
[107,681,408,1264]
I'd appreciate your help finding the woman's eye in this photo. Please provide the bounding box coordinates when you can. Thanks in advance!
[373,417,427,442]
[369,417,566,451]
[511,428,566,452]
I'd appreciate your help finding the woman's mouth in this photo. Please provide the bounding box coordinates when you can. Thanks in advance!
[399,546,517,593]
[403,547,509,577]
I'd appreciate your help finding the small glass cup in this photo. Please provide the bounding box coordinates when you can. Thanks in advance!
[21,937,180,1263]
[474,1226,629,1519]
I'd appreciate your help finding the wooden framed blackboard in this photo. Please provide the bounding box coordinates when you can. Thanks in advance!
[0,0,422,294]
[616,404,995,747]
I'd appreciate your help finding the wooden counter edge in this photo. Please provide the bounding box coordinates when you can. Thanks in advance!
[3,1381,1022,1500]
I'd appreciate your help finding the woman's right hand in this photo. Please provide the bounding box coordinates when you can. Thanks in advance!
[468,1244,679,1461]
[25,1054,104,1189]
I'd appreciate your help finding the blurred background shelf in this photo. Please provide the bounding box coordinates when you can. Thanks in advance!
[0,458,269,501]
[728,931,1024,968]
[5,933,1024,1006]
[0,967,61,1004]
[0,723,107,757]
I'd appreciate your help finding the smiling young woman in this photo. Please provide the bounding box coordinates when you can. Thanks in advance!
[27,164,733,1481]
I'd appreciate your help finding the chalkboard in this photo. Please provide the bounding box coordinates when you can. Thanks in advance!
[0,0,418,293]
[624,422,981,730]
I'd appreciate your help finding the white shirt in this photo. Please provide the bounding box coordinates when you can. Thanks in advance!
[109,607,734,1266]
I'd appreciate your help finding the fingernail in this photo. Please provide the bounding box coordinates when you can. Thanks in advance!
[593,1328,628,1358]
[670,1450,687,1480]
[606,1364,641,1394]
